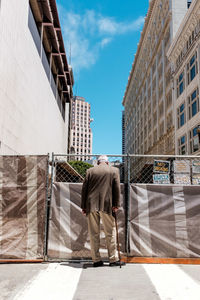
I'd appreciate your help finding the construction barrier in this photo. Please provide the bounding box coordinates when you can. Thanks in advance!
[130,184,200,258]
[0,155,48,261]
[47,183,125,260]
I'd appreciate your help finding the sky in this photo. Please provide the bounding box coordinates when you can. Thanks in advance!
[56,0,149,154]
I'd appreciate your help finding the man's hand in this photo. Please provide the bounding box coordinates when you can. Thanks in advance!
[112,207,118,213]
[82,209,86,216]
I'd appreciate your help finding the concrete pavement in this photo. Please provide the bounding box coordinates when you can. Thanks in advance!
[1,262,200,300]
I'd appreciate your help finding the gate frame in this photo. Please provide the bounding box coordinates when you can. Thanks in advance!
[46,153,200,263]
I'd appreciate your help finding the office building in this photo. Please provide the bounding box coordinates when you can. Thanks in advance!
[167,0,200,155]
[122,111,125,155]
[122,0,189,158]
[0,0,73,155]
[70,96,93,160]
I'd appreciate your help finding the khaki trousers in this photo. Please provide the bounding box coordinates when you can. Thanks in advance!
[87,211,119,263]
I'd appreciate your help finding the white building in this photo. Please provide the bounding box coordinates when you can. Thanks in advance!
[122,0,190,158]
[167,0,200,155]
[70,96,93,160]
[0,0,73,155]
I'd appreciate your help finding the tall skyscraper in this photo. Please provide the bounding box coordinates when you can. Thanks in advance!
[70,96,93,160]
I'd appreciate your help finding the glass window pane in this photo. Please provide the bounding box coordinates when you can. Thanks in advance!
[181,146,186,155]
[190,65,196,81]
[193,127,197,137]
[190,55,195,66]
[179,82,184,95]
[181,136,185,144]
[180,103,184,112]
[180,113,185,126]
[193,136,199,152]
[192,101,197,117]
[192,90,197,100]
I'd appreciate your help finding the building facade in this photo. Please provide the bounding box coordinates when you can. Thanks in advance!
[122,0,189,158]
[70,96,93,160]
[122,111,125,155]
[0,0,73,155]
[167,0,200,155]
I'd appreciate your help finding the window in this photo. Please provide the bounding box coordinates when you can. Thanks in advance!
[159,83,163,98]
[188,88,199,119]
[177,103,185,128]
[166,91,172,108]
[153,129,157,144]
[167,112,172,130]
[178,135,186,155]
[159,102,164,117]
[160,121,164,136]
[176,71,184,97]
[187,53,198,84]
[190,127,199,153]
[164,29,170,48]
[153,112,157,127]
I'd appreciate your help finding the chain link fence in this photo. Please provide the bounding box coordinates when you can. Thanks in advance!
[46,153,200,261]
[51,153,200,185]
[51,154,127,183]
[129,154,200,184]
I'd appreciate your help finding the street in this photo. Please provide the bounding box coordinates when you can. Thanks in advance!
[1,262,200,300]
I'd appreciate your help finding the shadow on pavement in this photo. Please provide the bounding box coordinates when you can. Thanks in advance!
[60,262,110,269]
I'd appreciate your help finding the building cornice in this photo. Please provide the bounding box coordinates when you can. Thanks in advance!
[122,0,157,106]
[167,0,200,62]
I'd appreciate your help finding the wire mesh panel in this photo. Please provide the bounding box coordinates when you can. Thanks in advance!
[128,154,200,258]
[47,182,125,260]
[47,154,127,261]
[129,154,200,185]
[52,154,126,183]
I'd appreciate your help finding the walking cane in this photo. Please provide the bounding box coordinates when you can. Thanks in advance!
[113,211,122,268]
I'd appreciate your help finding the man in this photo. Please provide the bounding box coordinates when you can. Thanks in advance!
[81,155,125,267]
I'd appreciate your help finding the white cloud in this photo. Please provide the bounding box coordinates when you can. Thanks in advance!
[98,17,118,34]
[100,37,112,48]
[59,8,144,73]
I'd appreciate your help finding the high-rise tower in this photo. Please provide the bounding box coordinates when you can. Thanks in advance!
[70,96,93,160]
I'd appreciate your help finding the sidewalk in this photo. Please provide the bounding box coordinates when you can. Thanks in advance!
[1,262,200,300]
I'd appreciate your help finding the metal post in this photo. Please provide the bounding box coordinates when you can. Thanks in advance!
[49,51,52,84]
[125,154,131,256]
[44,152,55,261]
[44,154,50,261]
[50,152,55,205]
[40,23,44,59]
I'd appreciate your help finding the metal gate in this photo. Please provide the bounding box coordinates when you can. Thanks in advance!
[46,153,200,261]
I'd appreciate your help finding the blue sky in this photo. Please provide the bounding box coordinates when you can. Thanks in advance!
[57,0,149,154]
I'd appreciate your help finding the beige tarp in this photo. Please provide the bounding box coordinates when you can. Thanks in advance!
[48,183,125,259]
[130,184,200,258]
[0,156,47,260]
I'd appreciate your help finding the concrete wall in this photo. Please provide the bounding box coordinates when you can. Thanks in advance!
[0,0,68,155]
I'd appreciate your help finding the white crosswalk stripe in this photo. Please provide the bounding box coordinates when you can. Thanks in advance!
[143,264,200,300]
[14,263,82,300]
